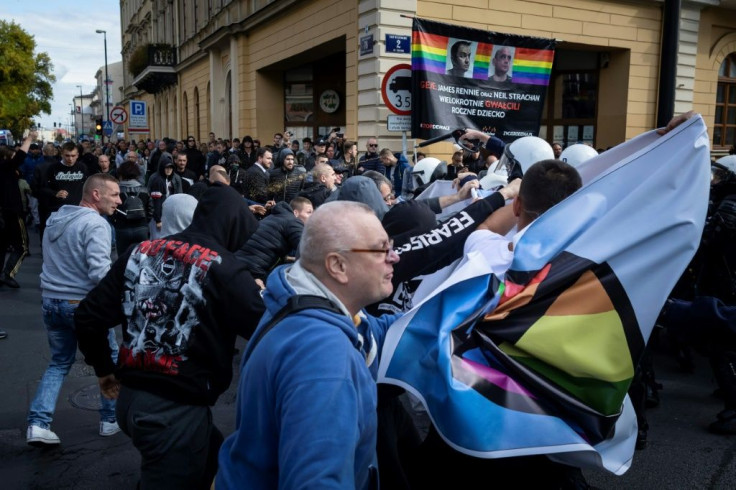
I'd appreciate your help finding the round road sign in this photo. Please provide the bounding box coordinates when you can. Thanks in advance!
[381,64,412,116]
[110,106,128,125]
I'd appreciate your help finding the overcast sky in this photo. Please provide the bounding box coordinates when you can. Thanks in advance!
[3,0,123,129]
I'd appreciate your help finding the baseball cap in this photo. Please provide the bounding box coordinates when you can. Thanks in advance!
[315,139,327,146]
[29,143,40,150]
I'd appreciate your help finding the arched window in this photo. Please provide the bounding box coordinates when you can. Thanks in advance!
[714,53,736,149]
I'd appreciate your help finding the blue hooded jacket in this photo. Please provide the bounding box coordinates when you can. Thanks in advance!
[217,264,398,489]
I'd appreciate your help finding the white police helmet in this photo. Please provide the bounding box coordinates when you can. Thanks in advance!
[560,144,599,169]
[479,172,508,190]
[716,155,736,173]
[491,136,554,177]
[412,157,447,186]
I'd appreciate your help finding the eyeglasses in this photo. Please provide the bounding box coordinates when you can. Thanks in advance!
[382,193,395,203]
[368,143,378,147]
[340,239,395,259]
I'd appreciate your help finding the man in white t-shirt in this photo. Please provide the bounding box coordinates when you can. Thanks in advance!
[463,159,583,276]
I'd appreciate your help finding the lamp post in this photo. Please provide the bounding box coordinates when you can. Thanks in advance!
[76,84,84,138]
[96,29,109,144]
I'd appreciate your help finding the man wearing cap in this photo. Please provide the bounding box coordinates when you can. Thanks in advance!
[147,152,182,239]
[306,138,327,171]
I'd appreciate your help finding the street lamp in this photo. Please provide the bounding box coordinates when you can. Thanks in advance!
[76,84,84,138]
[96,29,109,144]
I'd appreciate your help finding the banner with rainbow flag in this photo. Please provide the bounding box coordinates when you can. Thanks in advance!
[411,17,555,142]
[379,114,711,472]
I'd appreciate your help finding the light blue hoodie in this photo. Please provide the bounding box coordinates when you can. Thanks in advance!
[40,205,112,300]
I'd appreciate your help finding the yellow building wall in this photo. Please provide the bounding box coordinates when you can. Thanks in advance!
[417,0,663,144]
[236,0,359,141]
[694,6,736,150]
[179,58,211,143]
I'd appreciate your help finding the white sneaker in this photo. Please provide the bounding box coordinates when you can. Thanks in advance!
[27,425,60,446]
[99,420,121,437]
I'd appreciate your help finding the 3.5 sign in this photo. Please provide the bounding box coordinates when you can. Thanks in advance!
[381,64,412,116]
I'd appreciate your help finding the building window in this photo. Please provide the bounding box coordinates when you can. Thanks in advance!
[715,53,736,150]
[539,50,599,148]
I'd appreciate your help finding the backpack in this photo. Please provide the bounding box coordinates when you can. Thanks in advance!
[119,188,146,221]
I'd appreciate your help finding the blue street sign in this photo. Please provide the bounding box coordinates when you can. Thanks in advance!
[386,34,411,54]
[103,120,113,136]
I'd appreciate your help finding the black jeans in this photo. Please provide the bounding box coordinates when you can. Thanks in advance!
[116,386,223,490]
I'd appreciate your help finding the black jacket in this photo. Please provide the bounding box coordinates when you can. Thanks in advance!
[0,149,26,213]
[42,160,90,213]
[111,179,153,229]
[243,164,271,204]
[184,147,207,179]
[269,165,306,203]
[75,184,265,406]
[235,201,303,280]
[366,192,506,316]
[297,181,332,209]
[147,157,183,223]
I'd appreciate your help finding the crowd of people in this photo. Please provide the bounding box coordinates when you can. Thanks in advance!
[0,112,725,489]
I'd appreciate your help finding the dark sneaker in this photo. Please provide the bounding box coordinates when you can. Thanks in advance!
[636,429,648,450]
[0,273,19,288]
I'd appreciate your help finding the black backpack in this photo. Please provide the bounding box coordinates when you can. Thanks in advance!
[119,188,146,221]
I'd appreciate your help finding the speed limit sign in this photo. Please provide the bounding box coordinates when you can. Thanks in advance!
[381,64,412,116]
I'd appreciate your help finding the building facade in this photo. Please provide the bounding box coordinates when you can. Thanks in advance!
[118,0,736,157]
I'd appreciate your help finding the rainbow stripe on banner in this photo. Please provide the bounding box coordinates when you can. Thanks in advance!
[512,48,554,85]
[411,31,448,74]
[472,43,492,79]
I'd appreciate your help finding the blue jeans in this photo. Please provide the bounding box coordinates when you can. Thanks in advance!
[28,297,119,428]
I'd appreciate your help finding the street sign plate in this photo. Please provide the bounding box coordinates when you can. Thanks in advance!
[110,106,128,124]
[387,115,411,132]
[381,64,412,116]
[386,34,411,54]
[103,120,113,136]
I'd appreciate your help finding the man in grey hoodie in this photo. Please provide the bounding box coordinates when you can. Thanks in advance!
[27,173,123,446]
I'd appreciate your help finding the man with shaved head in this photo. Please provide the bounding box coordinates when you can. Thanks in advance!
[217,200,401,489]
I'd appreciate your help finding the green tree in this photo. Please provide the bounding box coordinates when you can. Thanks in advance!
[0,20,55,135]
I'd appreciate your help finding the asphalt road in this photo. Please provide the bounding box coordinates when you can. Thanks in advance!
[2,232,736,489]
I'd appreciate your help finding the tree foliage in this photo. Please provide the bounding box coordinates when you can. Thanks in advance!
[0,20,55,135]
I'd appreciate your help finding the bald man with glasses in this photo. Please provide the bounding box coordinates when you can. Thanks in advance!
[358,137,385,175]
[217,200,402,490]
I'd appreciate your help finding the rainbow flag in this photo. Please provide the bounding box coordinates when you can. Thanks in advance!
[411,31,448,74]
[379,115,711,472]
[512,47,554,85]
[472,43,493,79]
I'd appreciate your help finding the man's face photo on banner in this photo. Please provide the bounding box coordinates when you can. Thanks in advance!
[446,38,476,79]
[491,45,515,83]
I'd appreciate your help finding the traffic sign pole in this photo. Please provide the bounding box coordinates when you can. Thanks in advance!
[382,64,413,161]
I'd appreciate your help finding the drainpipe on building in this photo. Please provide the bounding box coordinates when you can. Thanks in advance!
[657,0,681,128]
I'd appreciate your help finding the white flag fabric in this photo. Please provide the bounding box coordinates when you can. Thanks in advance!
[379,115,711,473]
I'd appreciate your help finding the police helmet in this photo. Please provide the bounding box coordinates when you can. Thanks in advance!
[412,157,447,186]
[559,144,599,169]
[491,136,553,179]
